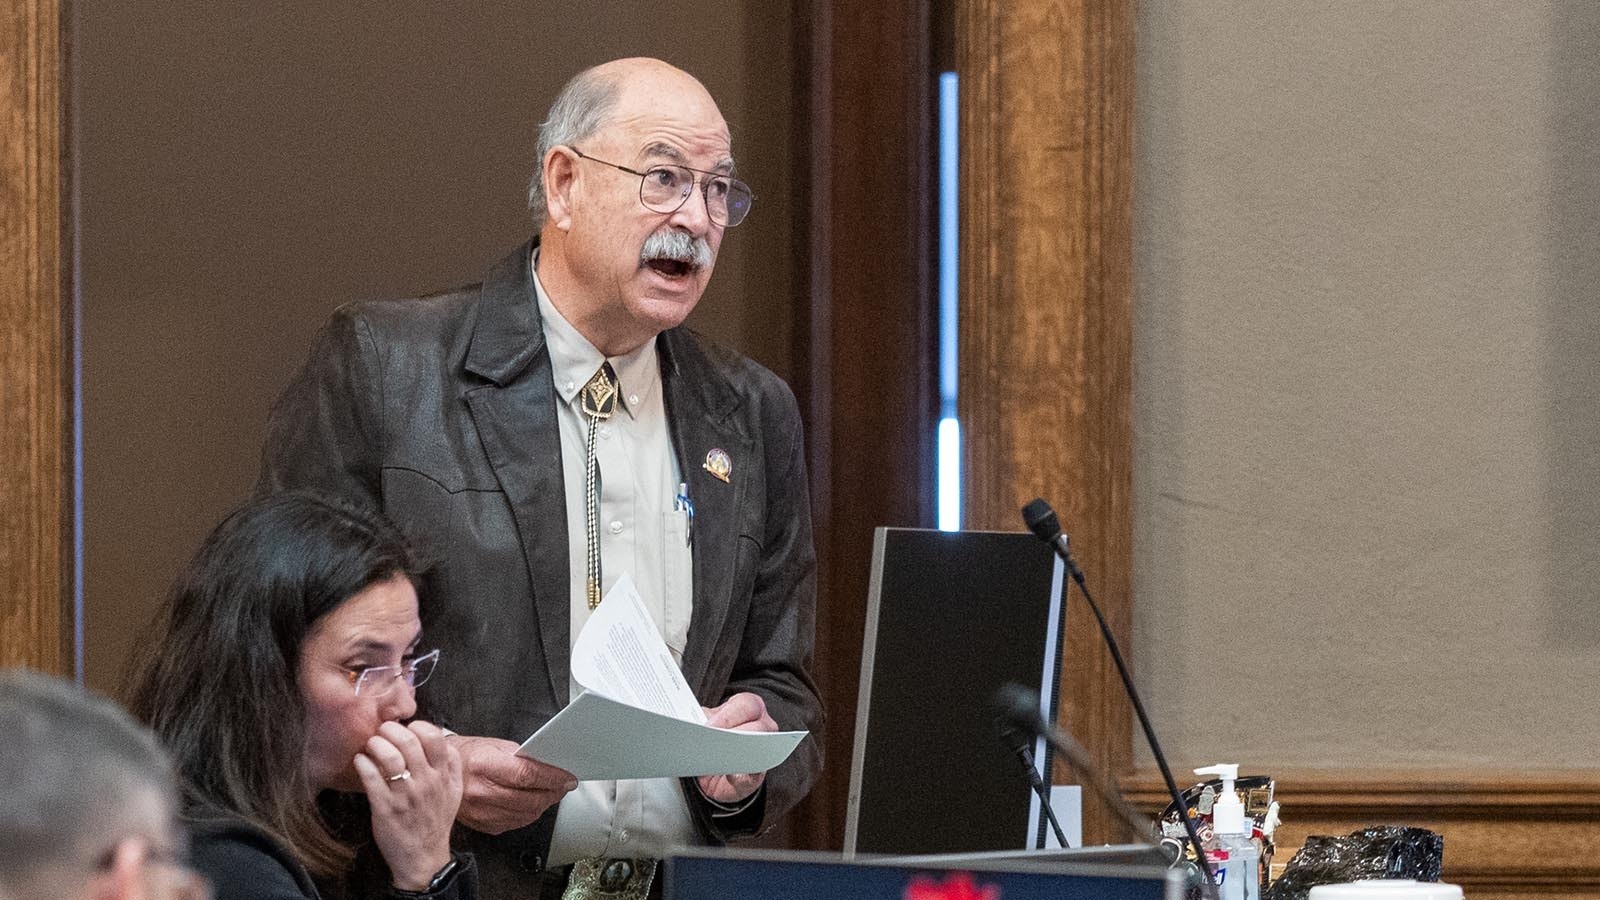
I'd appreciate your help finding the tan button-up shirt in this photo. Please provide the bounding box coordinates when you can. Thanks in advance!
[532,256,698,864]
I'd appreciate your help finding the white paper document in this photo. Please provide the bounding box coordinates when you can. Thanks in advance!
[516,574,807,780]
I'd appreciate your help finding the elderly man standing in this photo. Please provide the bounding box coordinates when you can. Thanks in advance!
[259,58,822,898]
[0,669,203,900]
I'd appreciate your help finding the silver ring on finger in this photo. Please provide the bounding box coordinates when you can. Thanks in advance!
[385,769,412,782]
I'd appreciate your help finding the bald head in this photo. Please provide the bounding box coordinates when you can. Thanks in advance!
[528,58,728,228]
[592,56,711,89]
[593,57,723,122]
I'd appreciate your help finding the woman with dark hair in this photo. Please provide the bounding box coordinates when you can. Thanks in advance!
[126,491,476,899]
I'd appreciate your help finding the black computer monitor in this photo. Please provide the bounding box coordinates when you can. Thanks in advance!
[845,528,1067,857]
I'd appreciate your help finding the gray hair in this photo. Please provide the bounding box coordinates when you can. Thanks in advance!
[0,669,178,896]
[528,66,624,228]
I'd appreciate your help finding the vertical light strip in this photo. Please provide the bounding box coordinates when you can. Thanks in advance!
[937,72,961,532]
[937,418,961,532]
[73,262,84,683]
[72,44,86,684]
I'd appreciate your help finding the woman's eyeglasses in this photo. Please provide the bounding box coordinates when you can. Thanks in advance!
[342,648,440,696]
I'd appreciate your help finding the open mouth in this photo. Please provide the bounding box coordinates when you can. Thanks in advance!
[646,257,694,278]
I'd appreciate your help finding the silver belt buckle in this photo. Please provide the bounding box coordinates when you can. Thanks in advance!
[562,857,656,900]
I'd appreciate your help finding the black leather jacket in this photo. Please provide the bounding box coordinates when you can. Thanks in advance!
[257,240,823,894]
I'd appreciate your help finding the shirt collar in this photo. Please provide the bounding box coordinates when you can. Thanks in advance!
[531,249,659,419]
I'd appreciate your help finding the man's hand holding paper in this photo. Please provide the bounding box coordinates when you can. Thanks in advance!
[697,691,778,803]
[450,734,577,834]
[516,575,807,781]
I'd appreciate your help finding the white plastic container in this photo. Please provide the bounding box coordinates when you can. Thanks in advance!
[1194,764,1259,900]
[1308,879,1464,900]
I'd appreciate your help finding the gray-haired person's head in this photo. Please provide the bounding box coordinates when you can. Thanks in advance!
[528,65,623,228]
[0,669,180,899]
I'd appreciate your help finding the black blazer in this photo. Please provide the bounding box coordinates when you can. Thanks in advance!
[258,240,823,893]
[186,807,477,900]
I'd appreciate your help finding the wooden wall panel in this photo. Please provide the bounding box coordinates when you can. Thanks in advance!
[1127,770,1600,900]
[1,0,71,675]
[954,0,1136,844]
[789,0,937,852]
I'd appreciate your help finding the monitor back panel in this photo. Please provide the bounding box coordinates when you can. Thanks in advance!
[846,528,1064,856]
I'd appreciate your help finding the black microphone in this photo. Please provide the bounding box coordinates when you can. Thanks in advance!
[995,712,1070,849]
[994,684,1155,847]
[1020,499,1216,890]
[1021,499,1084,584]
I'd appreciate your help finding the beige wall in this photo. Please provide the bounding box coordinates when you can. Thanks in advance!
[1133,1,1600,768]
[76,2,797,692]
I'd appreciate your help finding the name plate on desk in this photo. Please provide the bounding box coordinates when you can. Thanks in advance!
[665,848,1181,900]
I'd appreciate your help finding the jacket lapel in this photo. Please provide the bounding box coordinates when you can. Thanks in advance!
[462,241,572,710]
[661,330,751,695]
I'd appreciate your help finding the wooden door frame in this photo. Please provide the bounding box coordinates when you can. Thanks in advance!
[1,0,73,676]
[787,0,940,851]
[791,0,1138,850]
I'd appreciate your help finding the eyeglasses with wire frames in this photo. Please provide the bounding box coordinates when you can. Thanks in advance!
[567,146,754,227]
[340,648,441,696]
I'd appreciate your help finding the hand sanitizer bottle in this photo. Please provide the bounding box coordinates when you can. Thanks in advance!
[1195,764,1260,900]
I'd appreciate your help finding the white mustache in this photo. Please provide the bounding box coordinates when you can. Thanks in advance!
[640,231,713,270]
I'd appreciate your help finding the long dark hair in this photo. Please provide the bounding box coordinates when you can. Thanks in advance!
[125,491,428,877]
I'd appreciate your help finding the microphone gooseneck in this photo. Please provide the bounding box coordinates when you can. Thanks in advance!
[1020,499,1216,889]
[993,684,1157,851]
[996,714,1071,849]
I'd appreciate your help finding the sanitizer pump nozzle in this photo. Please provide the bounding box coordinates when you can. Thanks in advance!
[1193,764,1244,835]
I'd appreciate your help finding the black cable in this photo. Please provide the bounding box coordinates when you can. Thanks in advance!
[1022,499,1216,890]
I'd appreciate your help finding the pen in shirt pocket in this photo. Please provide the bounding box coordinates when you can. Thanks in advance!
[674,482,694,546]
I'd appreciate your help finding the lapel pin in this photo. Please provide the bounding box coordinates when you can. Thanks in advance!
[703,448,732,483]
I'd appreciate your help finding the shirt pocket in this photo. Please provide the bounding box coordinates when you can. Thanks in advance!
[661,510,694,666]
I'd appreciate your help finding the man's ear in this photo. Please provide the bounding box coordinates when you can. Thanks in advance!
[87,839,148,900]
[544,146,579,232]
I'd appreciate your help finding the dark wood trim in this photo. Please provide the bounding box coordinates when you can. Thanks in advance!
[1,0,72,676]
[1126,769,1600,899]
[955,0,1136,845]
[790,0,938,852]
